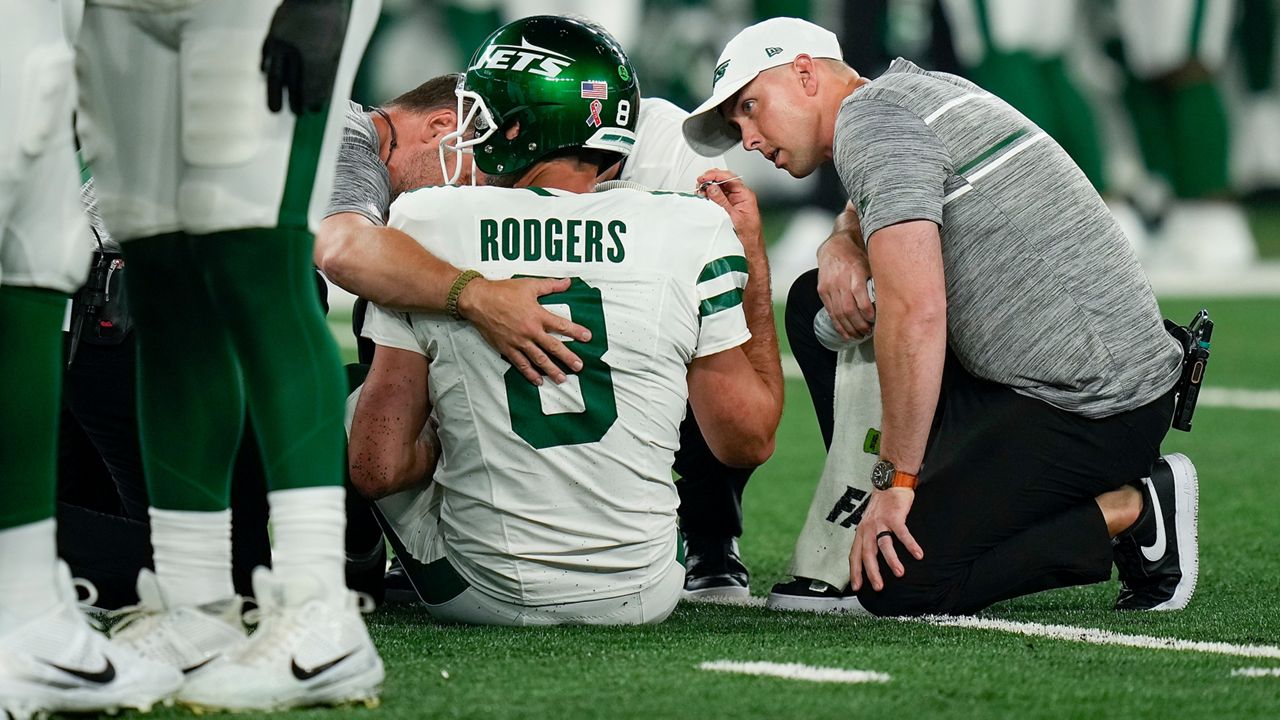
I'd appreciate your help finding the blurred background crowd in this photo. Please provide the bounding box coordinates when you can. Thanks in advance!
[347,0,1280,298]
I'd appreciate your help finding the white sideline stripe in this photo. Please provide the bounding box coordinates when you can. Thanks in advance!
[1200,387,1280,410]
[920,616,1280,659]
[781,356,1280,411]
[699,661,891,684]
[1232,667,1280,678]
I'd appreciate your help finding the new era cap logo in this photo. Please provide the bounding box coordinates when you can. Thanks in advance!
[713,60,730,86]
[765,47,783,57]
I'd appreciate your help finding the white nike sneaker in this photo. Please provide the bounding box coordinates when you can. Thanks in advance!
[0,562,182,720]
[108,568,247,677]
[178,567,383,711]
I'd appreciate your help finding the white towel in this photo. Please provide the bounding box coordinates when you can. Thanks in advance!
[785,338,882,589]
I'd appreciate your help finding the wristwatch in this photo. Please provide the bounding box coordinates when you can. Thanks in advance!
[871,459,918,491]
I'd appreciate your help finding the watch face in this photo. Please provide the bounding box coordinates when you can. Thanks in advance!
[871,460,894,490]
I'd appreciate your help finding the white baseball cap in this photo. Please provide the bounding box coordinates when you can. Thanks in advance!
[682,17,843,157]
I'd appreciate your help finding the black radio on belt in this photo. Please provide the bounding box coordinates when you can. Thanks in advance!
[67,240,133,367]
[1166,309,1212,432]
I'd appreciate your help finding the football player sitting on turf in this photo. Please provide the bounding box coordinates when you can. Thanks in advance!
[346,15,783,625]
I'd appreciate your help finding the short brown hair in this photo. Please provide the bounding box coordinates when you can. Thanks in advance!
[383,73,463,113]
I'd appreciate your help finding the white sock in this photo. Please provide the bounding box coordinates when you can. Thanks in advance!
[268,486,347,603]
[0,519,61,630]
[149,507,235,607]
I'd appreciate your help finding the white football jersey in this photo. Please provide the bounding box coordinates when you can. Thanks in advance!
[622,97,728,193]
[364,184,750,605]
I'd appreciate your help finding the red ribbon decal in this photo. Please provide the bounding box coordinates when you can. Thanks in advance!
[586,99,603,128]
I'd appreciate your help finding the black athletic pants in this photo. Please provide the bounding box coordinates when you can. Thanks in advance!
[350,296,754,542]
[785,269,1174,615]
[58,337,271,609]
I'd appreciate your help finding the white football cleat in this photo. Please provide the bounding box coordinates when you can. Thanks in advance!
[0,562,182,719]
[108,568,246,677]
[178,567,383,711]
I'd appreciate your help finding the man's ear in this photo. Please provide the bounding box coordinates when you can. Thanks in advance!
[424,108,457,140]
[794,54,819,98]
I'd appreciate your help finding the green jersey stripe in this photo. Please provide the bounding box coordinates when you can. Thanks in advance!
[277,107,329,229]
[955,126,1031,176]
[698,255,748,284]
[699,288,743,317]
[1189,0,1206,54]
[525,187,555,196]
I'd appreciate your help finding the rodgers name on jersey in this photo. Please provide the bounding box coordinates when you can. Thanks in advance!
[479,216,627,264]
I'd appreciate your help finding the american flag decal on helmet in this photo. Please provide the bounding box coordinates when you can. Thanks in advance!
[580,81,608,99]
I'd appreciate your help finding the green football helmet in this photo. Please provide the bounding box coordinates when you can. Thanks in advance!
[440,15,640,183]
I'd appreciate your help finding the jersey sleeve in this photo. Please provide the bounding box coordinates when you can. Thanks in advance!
[693,217,751,358]
[323,101,392,225]
[361,302,424,356]
[834,98,950,242]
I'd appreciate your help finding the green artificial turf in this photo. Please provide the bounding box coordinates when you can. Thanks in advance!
[189,297,1280,720]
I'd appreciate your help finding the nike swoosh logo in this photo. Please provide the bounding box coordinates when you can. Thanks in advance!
[182,656,218,675]
[291,651,354,681]
[44,657,116,685]
[1140,477,1167,562]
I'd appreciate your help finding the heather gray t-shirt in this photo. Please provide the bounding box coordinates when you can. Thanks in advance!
[835,58,1181,418]
[325,100,391,225]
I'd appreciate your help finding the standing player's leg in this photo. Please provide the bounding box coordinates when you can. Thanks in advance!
[74,3,249,676]
[0,4,181,715]
[170,0,384,710]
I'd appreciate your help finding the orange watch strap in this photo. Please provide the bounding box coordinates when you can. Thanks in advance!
[892,471,919,490]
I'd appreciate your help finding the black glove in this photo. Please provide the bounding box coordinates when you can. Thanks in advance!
[261,0,350,115]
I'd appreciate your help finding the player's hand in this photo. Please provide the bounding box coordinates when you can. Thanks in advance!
[696,169,763,248]
[850,488,923,593]
[261,0,349,114]
[457,277,591,386]
[817,232,875,341]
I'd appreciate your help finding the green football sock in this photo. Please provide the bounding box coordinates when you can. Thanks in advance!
[0,286,68,530]
[197,228,345,493]
[1171,80,1230,198]
[1042,57,1107,193]
[122,233,243,512]
[1122,78,1177,190]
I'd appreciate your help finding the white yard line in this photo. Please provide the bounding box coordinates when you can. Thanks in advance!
[699,660,891,684]
[683,595,767,608]
[919,616,1280,660]
[1232,667,1280,678]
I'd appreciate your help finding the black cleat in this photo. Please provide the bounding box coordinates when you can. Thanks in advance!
[765,577,867,614]
[1113,453,1199,611]
[383,556,419,604]
[682,535,751,602]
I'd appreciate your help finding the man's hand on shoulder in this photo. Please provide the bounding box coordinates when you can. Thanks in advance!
[696,169,762,249]
[457,277,593,386]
